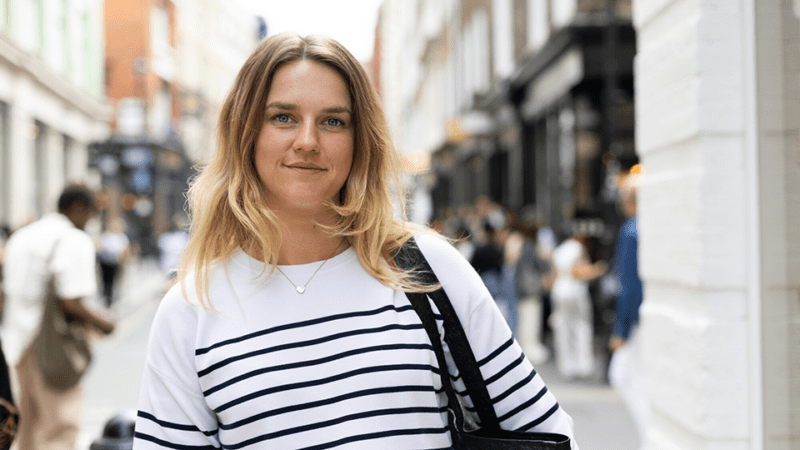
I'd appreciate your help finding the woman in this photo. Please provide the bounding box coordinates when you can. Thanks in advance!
[133,33,578,449]
[550,230,606,379]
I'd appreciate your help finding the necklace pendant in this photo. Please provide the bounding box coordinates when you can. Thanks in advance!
[296,286,306,294]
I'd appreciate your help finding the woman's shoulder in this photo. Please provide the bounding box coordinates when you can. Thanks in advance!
[413,232,459,258]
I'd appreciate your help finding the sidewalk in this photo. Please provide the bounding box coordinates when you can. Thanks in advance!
[77,257,168,450]
[517,300,641,450]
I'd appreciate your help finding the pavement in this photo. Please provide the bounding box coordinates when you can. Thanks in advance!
[76,257,169,450]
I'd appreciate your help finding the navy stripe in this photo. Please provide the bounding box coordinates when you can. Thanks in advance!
[484,353,525,385]
[477,338,514,367]
[296,427,450,450]
[195,304,416,356]
[134,431,220,450]
[215,363,438,412]
[491,369,537,404]
[224,406,447,449]
[137,411,217,436]
[516,402,561,432]
[498,386,548,423]
[220,384,437,430]
[198,323,425,377]
[204,343,433,396]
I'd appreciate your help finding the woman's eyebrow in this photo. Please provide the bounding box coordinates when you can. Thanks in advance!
[266,102,298,111]
[322,106,352,115]
[266,102,351,115]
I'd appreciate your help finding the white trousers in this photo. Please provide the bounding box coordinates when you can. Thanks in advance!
[608,327,649,449]
[551,282,594,378]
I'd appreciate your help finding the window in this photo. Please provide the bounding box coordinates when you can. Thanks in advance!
[0,0,7,32]
[62,0,71,78]
[527,0,549,51]
[32,121,48,217]
[492,0,514,79]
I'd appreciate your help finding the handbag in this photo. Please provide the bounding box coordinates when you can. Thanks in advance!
[395,238,571,450]
[32,236,93,391]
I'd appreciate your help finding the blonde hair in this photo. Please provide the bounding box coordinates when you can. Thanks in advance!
[180,33,432,307]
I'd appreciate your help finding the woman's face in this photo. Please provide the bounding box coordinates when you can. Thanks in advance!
[254,59,354,216]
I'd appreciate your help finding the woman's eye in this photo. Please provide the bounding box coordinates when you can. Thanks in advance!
[325,118,343,127]
[275,114,290,123]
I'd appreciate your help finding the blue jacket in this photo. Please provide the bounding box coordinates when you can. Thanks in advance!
[612,217,643,340]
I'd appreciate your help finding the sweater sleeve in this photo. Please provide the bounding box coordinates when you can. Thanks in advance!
[415,234,579,449]
[133,285,221,449]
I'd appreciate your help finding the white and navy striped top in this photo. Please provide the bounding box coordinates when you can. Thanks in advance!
[133,234,578,449]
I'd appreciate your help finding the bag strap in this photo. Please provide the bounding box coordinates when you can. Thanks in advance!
[394,237,501,431]
[45,234,66,275]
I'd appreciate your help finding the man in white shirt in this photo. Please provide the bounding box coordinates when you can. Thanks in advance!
[1,184,115,450]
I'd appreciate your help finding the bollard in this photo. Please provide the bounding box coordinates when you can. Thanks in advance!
[89,410,136,450]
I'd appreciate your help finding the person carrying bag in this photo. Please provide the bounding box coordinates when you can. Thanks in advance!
[1,185,114,450]
[32,236,93,391]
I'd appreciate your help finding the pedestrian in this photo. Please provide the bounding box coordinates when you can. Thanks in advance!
[97,216,131,307]
[157,213,190,278]
[1,184,115,450]
[511,209,551,363]
[550,226,606,379]
[0,225,16,450]
[608,173,649,447]
[469,221,505,301]
[133,32,578,449]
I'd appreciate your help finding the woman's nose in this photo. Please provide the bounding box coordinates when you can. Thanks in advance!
[294,121,319,152]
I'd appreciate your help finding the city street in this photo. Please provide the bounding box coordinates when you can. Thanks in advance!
[74,262,640,450]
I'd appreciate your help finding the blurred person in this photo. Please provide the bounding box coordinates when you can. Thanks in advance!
[157,213,190,278]
[1,184,115,450]
[133,33,578,449]
[550,227,606,379]
[469,221,505,301]
[608,174,649,447]
[512,208,552,363]
[0,225,15,449]
[97,216,131,307]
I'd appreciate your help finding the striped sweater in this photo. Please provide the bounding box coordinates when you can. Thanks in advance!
[133,234,578,449]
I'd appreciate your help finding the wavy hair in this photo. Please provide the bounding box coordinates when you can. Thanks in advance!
[180,33,432,308]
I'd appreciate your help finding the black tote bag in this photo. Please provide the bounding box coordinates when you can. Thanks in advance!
[395,238,571,450]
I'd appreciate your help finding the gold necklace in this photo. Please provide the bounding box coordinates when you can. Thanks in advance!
[274,243,343,294]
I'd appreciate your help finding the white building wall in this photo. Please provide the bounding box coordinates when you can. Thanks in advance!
[756,1,800,448]
[633,0,799,448]
[175,0,257,162]
[0,0,109,228]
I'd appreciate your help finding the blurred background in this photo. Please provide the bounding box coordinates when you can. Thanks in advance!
[0,0,797,449]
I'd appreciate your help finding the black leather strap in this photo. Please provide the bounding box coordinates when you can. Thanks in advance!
[394,237,500,431]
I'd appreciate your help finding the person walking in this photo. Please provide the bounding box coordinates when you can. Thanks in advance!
[133,33,579,449]
[157,213,190,278]
[608,174,649,447]
[550,228,606,379]
[97,217,131,307]
[1,184,115,450]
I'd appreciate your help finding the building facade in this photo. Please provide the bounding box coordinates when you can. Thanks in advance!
[634,0,799,448]
[0,0,111,229]
[378,0,634,257]
[99,0,258,255]
[174,0,259,163]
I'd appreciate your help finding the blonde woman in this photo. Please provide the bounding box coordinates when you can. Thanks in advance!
[133,33,578,449]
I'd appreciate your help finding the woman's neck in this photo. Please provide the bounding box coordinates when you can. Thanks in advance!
[272,210,347,265]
